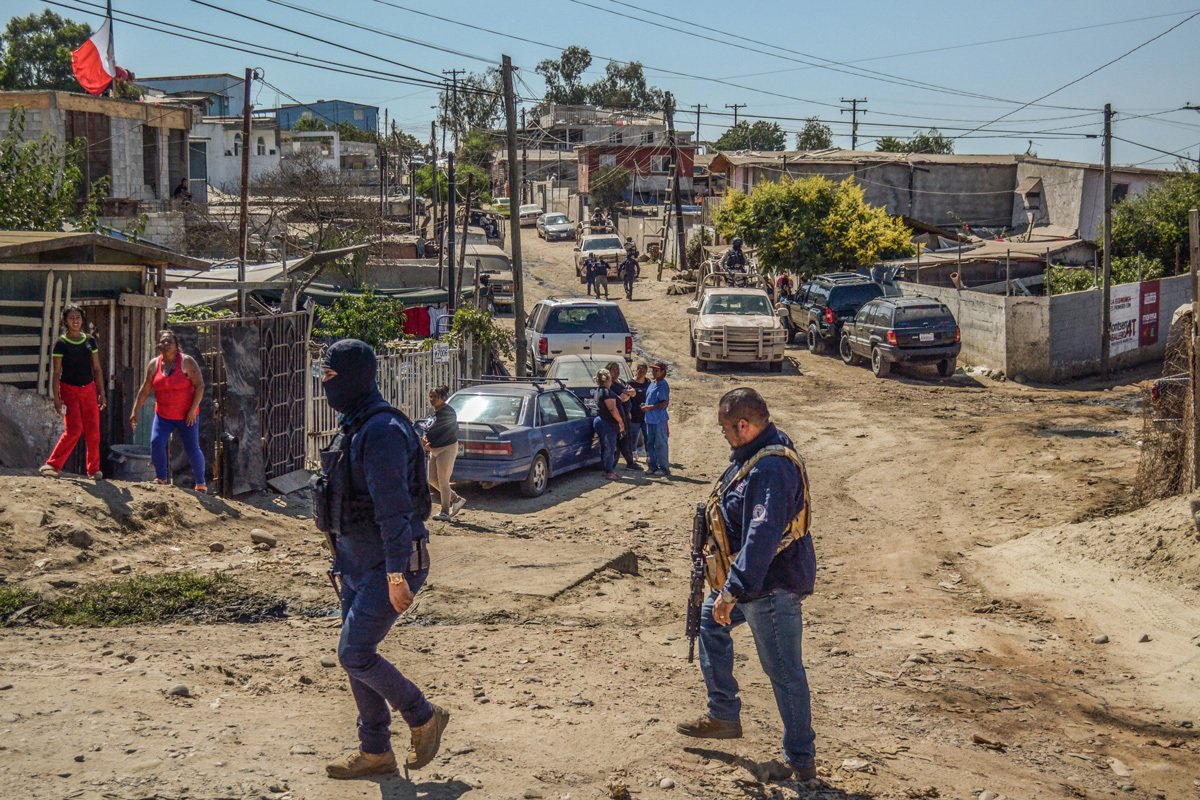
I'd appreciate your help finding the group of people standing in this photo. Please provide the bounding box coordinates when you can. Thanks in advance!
[592,360,670,480]
[584,238,641,301]
[39,307,207,492]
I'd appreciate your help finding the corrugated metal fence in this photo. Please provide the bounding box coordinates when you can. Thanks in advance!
[306,342,468,465]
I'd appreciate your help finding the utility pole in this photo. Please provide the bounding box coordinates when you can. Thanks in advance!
[841,98,867,151]
[1100,103,1113,377]
[442,68,464,153]
[379,109,387,247]
[1190,206,1200,488]
[446,152,457,312]
[666,92,687,279]
[458,175,472,302]
[431,121,441,285]
[724,103,746,127]
[520,106,528,204]
[690,103,706,142]
[237,67,252,318]
[503,55,528,376]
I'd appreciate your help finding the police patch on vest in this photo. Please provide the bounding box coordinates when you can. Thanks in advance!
[751,503,767,523]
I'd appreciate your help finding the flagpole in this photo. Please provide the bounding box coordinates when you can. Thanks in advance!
[105,2,114,98]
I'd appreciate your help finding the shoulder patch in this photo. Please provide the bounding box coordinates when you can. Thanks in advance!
[751,503,767,522]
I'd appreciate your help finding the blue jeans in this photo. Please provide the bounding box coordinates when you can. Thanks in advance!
[338,566,433,754]
[151,414,206,484]
[593,417,618,473]
[630,422,645,454]
[644,421,669,473]
[698,588,815,770]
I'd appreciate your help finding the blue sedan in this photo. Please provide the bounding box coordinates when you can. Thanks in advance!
[449,382,600,497]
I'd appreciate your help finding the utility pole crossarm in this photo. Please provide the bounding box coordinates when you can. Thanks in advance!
[840,98,867,151]
[724,103,746,127]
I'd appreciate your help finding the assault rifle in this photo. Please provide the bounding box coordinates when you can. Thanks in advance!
[686,501,707,662]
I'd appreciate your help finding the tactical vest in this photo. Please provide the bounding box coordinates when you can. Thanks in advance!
[702,444,811,591]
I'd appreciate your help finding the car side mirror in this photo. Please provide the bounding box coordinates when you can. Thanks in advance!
[686,306,699,315]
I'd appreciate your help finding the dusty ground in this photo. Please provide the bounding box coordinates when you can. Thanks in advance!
[2,231,1200,800]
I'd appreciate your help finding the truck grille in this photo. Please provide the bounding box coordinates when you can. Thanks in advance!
[703,327,787,358]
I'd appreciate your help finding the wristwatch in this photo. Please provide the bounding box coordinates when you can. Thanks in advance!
[719,588,737,605]
[386,572,407,586]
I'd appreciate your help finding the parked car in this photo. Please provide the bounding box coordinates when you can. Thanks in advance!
[525,297,633,376]
[687,279,787,373]
[537,212,576,241]
[544,354,632,403]
[491,197,511,217]
[839,295,961,378]
[448,381,599,497]
[518,204,542,227]
[779,272,885,353]
[573,234,625,277]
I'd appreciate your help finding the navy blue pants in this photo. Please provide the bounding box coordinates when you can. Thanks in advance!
[338,566,433,754]
[150,414,206,485]
[593,417,618,473]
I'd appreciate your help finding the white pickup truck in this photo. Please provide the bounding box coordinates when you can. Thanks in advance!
[525,297,634,376]
[687,265,788,372]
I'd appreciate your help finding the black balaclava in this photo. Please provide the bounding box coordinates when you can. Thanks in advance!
[322,339,378,414]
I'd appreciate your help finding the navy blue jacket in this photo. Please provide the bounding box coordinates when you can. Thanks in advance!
[718,423,815,602]
[336,392,429,575]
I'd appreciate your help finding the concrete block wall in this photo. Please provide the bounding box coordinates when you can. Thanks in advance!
[896,281,1010,371]
[97,211,184,251]
[0,105,59,139]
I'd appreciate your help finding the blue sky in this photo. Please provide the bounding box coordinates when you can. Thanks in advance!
[14,1,1200,166]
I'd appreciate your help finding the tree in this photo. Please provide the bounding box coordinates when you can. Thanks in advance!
[795,117,833,151]
[414,163,492,205]
[714,120,786,151]
[589,164,631,212]
[0,107,107,231]
[1109,171,1200,274]
[876,128,954,154]
[536,45,593,106]
[714,175,914,275]
[0,11,90,91]
[291,115,377,144]
[314,287,407,350]
[438,69,502,146]
[384,123,423,165]
[458,127,497,172]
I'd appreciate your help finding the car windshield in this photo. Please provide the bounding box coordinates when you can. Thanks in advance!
[449,393,524,426]
[894,304,955,327]
[829,283,884,311]
[543,213,568,225]
[548,358,630,383]
[544,305,629,334]
[701,294,773,315]
[582,237,622,251]
[520,205,540,214]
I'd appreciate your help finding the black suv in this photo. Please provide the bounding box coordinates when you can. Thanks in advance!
[780,273,885,353]
[839,296,961,378]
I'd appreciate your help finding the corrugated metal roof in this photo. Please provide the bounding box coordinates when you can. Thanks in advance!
[0,231,208,269]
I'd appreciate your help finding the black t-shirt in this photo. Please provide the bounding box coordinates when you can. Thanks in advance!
[609,379,632,427]
[627,378,649,423]
[425,405,458,448]
[52,334,99,387]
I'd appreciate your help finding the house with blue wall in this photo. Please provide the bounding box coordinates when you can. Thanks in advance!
[273,100,378,134]
[137,73,246,118]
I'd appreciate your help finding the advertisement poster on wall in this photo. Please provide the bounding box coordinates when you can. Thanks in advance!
[1109,282,1139,356]
[1138,279,1160,348]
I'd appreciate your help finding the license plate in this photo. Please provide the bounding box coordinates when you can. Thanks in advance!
[919,333,934,342]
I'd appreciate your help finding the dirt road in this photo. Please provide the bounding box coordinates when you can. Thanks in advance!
[1,229,1198,800]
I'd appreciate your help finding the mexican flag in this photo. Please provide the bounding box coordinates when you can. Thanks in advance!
[71,17,116,96]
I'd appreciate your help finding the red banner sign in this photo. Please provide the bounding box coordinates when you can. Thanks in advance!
[1138,279,1160,347]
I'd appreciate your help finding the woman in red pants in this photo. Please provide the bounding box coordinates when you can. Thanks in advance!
[41,304,106,479]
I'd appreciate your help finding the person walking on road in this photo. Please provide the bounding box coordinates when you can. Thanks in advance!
[129,329,207,492]
[592,369,624,481]
[40,305,106,480]
[592,258,611,300]
[618,250,639,301]
[423,386,466,521]
[583,254,598,298]
[606,361,640,471]
[641,361,671,476]
[677,387,817,784]
[315,339,449,780]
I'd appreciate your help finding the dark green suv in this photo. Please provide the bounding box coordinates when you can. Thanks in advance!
[839,296,961,378]
[780,273,885,353]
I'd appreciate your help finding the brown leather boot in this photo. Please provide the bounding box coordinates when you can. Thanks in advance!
[675,714,743,739]
[325,749,397,779]
[406,704,450,769]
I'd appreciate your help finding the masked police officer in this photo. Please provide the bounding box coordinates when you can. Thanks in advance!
[721,238,748,285]
[315,339,450,780]
[677,387,818,783]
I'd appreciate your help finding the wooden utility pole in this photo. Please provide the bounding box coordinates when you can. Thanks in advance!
[1189,207,1199,488]
[379,109,387,247]
[446,152,457,312]
[666,92,688,278]
[724,103,746,126]
[431,121,442,285]
[503,56,528,376]
[690,103,706,142]
[840,98,867,150]
[1100,103,1113,377]
[457,175,472,298]
[237,67,252,318]
[520,107,528,204]
[442,68,464,153]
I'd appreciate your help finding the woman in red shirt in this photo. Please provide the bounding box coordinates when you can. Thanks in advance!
[41,305,106,479]
[129,330,207,492]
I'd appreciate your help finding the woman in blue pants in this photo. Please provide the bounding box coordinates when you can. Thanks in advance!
[592,369,624,481]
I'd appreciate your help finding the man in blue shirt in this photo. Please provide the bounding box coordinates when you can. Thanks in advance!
[677,387,818,783]
[640,361,671,476]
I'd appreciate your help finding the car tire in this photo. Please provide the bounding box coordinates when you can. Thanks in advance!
[840,334,860,365]
[807,324,825,354]
[937,358,956,378]
[519,452,550,498]
[769,360,783,373]
[871,346,891,378]
[695,357,706,372]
